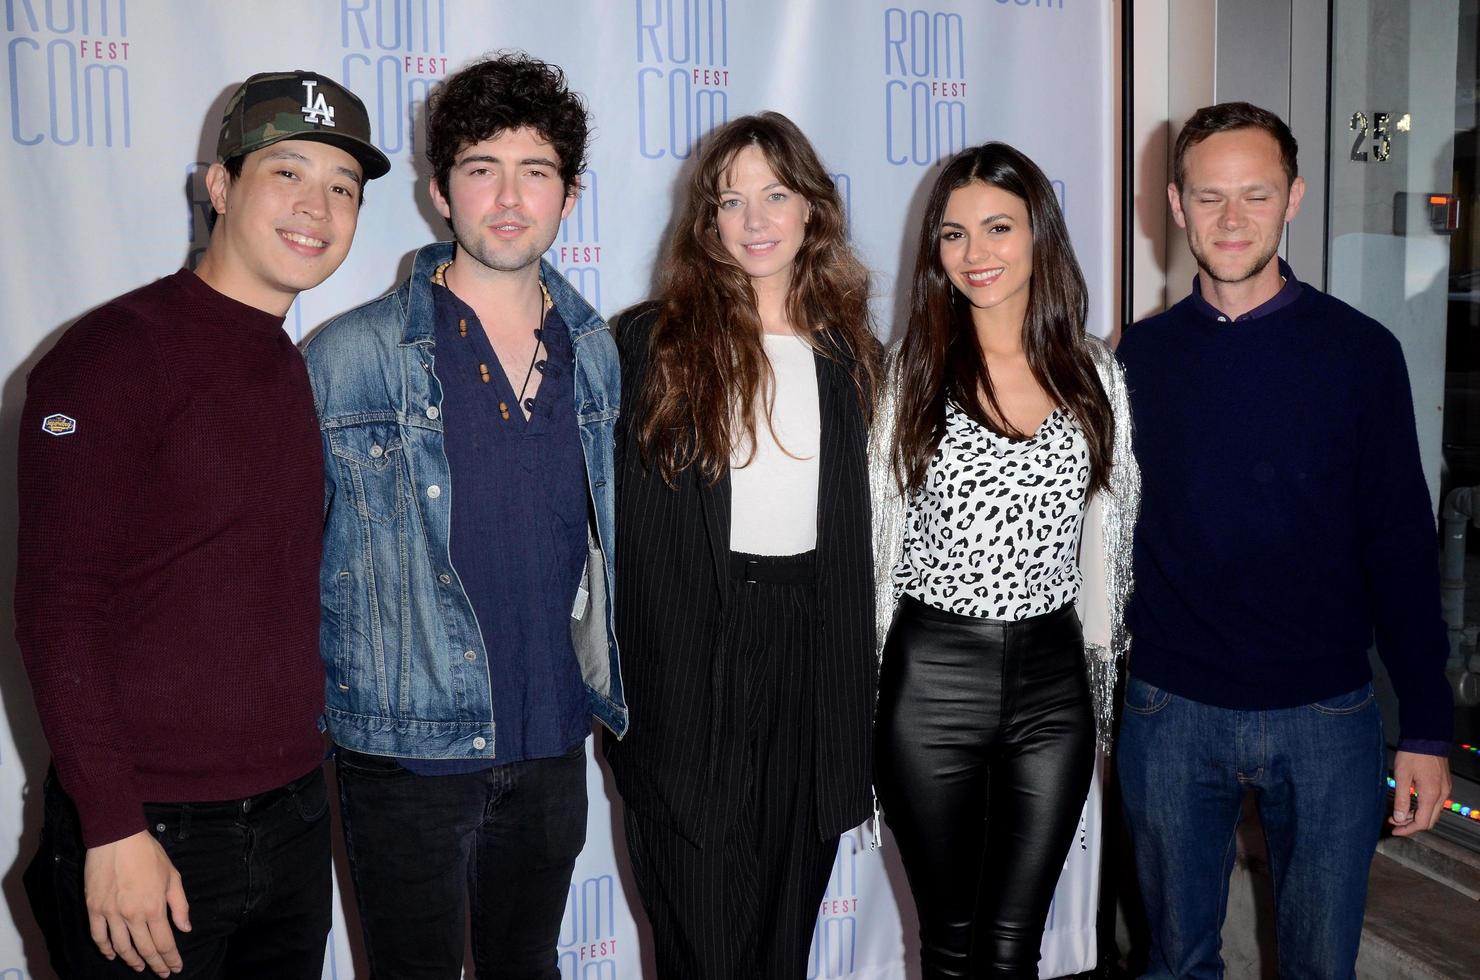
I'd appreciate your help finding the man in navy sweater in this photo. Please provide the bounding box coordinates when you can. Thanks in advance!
[1117,102,1453,978]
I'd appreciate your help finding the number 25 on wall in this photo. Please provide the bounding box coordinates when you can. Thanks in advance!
[1349,111,1410,163]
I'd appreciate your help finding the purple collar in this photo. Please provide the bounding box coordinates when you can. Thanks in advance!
[1190,258,1302,322]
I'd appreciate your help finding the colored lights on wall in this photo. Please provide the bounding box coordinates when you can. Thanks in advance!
[1387,775,1480,821]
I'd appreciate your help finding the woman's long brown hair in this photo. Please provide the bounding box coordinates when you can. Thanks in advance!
[637,112,879,486]
[892,142,1113,496]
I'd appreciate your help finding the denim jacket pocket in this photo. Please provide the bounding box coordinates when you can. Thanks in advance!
[1123,676,1173,715]
[328,421,406,525]
[1307,683,1375,716]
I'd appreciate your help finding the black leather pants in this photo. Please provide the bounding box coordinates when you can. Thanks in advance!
[874,596,1095,979]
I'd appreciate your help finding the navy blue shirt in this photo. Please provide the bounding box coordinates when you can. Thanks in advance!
[401,278,591,774]
[1189,258,1304,322]
[1118,265,1453,751]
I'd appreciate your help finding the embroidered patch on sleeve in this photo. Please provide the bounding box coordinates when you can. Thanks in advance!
[41,414,77,436]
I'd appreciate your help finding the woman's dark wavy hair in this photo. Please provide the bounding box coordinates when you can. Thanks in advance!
[638,111,879,486]
[425,51,589,208]
[892,142,1113,497]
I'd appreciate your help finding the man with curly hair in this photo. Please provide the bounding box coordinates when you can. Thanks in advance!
[301,52,626,977]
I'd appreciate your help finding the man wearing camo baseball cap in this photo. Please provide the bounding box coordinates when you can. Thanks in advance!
[17,69,386,979]
[217,70,390,179]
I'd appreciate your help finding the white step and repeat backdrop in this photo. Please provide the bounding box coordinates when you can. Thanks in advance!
[0,2,1113,977]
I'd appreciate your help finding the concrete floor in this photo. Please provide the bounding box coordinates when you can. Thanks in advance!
[1358,850,1480,980]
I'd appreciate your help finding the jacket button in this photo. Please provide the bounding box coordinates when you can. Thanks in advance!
[427,485,441,499]
[464,650,477,663]
[472,737,487,751]
[438,573,451,585]
[426,406,440,420]
[369,445,384,458]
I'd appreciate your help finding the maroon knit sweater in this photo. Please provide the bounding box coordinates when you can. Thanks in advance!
[15,270,326,848]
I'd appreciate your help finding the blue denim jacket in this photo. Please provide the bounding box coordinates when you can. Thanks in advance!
[301,242,627,760]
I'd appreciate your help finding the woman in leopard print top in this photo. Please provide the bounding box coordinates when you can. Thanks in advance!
[869,142,1139,978]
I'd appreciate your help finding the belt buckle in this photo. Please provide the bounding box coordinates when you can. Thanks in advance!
[743,559,759,584]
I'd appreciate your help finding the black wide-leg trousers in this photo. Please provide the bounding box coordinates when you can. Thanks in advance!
[875,596,1095,979]
[625,552,839,980]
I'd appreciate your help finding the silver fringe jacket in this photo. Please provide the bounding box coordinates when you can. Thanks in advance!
[868,338,1140,753]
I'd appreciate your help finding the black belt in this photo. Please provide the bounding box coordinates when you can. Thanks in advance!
[729,550,816,586]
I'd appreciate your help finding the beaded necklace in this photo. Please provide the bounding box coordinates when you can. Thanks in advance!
[432,260,551,420]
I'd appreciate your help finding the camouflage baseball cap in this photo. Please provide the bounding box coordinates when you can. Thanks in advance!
[218,70,391,180]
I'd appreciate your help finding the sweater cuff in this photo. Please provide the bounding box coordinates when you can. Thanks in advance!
[1397,737,1450,758]
[76,791,148,850]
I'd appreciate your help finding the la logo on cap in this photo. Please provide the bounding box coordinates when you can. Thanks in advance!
[301,79,336,128]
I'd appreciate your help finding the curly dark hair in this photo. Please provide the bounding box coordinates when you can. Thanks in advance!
[425,51,590,200]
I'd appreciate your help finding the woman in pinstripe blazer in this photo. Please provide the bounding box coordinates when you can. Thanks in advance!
[603,112,880,979]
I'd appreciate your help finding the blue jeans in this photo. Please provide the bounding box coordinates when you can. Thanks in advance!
[1118,678,1386,980]
[24,767,331,979]
[335,742,588,979]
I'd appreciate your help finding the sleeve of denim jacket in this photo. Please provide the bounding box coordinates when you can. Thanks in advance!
[14,308,166,847]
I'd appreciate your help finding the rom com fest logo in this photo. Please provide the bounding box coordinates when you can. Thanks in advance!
[546,168,602,309]
[807,835,859,979]
[340,0,449,158]
[636,0,728,160]
[883,6,964,166]
[8,0,130,147]
[560,874,619,979]
[883,1,1067,165]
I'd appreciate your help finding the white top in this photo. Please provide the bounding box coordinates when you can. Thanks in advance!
[729,334,820,555]
[894,400,1090,620]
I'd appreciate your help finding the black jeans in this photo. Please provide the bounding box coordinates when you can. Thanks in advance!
[24,766,332,979]
[335,741,588,979]
[874,597,1095,979]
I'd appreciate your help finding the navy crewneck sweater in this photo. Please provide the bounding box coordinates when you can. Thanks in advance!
[1118,282,1452,749]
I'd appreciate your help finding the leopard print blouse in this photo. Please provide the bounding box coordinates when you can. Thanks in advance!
[893,400,1090,621]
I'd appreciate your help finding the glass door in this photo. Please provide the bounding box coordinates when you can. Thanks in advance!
[1326,0,1480,842]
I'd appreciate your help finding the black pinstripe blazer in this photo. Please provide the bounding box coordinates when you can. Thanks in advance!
[603,305,877,847]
